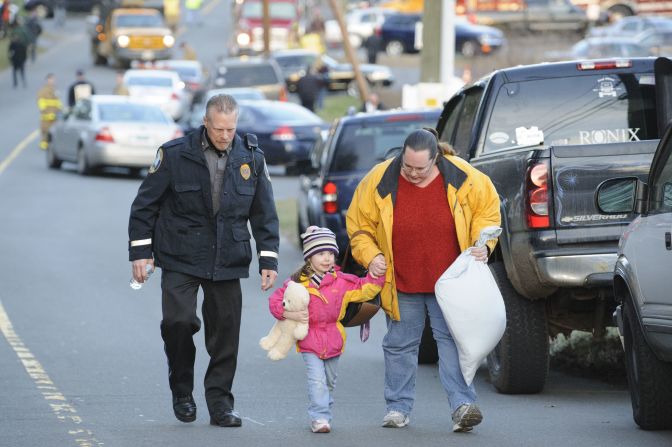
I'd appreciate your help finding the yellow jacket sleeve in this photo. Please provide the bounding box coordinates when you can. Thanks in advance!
[468,170,501,254]
[346,169,384,269]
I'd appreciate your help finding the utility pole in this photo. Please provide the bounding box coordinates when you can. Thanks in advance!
[326,0,369,102]
[420,0,455,83]
[262,0,270,57]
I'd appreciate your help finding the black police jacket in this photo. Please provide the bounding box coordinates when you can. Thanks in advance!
[128,128,279,280]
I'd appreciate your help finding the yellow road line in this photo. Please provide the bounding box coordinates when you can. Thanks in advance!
[0,300,102,447]
[0,130,39,176]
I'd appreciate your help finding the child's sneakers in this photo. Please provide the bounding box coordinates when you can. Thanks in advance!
[311,419,331,433]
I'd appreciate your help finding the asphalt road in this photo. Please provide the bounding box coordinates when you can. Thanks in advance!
[1,2,671,446]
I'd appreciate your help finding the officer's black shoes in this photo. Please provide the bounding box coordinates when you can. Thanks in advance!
[173,395,197,423]
[210,409,242,427]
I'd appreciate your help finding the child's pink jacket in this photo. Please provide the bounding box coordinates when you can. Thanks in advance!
[268,267,384,359]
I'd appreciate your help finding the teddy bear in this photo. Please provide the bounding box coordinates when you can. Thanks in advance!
[259,280,310,361]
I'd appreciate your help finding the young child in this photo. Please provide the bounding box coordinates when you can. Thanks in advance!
[267,226,385,433]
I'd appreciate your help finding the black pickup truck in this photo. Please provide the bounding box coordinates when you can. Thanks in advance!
[436,57,672,394]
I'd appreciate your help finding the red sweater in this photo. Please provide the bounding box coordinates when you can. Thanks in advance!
[392,173,461,293]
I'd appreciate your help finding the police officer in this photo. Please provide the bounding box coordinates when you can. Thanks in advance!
[128,94,279,427]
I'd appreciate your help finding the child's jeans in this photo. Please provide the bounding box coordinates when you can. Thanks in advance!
[302,352,339,421]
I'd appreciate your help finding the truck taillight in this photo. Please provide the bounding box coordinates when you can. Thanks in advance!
[322,182,338,214]
[526,161,550,229]
[577,60,632,71]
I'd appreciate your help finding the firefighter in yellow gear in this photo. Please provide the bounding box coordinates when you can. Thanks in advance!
[37,73,63,150]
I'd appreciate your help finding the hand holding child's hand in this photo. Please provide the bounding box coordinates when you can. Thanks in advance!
[283,309,309,324]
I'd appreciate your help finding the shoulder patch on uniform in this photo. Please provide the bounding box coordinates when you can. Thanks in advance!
[148,148,163,174]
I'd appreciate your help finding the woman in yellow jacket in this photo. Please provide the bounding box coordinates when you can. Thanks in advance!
[346,128,500,433]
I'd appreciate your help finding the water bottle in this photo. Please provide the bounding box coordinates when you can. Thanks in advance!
[130,264,154,290]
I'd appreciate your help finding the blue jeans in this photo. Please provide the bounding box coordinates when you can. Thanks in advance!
[302,353,339,421]
[383,292,477,415]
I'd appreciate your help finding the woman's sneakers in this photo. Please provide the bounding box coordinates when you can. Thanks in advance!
[451,403,483,432]
[311,419,331,433]
[382,410,410,428]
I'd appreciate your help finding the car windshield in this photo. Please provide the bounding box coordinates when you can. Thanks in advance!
[125,76,173,87]
[98,103,171,123]
[241,2,296,19]
[217,65,278,86]
[247,103,322,124]
[114,13,164,28]
[483,72,657,152]
[330,116,439,172]
[275,54,316,69]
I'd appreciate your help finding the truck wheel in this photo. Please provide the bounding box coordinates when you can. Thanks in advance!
[607,5,633,22]
[487,262,549,394]
[385,40,404,57]
[418,314,438,364]
[623,296,672,430]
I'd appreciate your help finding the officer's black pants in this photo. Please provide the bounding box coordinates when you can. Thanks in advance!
[160,269,242,415]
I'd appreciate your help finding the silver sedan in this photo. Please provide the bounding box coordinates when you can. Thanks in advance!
[46,95,183,176]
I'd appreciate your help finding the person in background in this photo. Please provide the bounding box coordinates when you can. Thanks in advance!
[360,92,386,113]
[113,70,129,95]
[128,94,279,428]
[266,226,384,433]
[184,0,202,25]
[37,73,63,150]
[54,0,66,27]
[346,128,500,433]
[9,32,27,88]
[67,69,95,108]
[296,65,324,112]
[180,41,198,61]
[25,9,41,63]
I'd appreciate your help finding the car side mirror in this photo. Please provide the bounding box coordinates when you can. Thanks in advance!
[595,177,649,215]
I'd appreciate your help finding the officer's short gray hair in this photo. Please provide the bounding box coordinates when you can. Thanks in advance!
[205,94,239,120]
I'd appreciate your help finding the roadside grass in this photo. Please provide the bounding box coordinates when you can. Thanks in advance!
[317,94,360,124]
[275,198,299,249]
[0,38,8,71]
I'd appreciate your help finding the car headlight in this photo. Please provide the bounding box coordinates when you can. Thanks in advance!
[163,35,175,47]
[368,70,389,81]
[117,35,130,48]
[237,33,250,46]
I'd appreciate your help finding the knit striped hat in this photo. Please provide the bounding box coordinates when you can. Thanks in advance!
[301,226,339,260]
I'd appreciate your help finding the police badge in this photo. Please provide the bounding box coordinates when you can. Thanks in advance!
[240,163,251,180]
[148,148,163,174]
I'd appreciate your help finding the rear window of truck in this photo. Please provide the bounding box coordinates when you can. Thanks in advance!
[330,116,438,172]
[483,73,657,153]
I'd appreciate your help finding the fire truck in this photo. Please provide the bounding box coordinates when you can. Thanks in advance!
[230,0,302,55]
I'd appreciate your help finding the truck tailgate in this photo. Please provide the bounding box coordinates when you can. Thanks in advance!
[551,140,658,244]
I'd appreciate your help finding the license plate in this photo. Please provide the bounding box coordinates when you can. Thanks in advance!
[141,50,154,60]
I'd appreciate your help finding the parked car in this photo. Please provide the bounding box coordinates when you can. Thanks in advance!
[122,69,190,121]
[379,13,505,57]
[545,36,653,61]
[46,95,183,176]
[588,16,672,38]
[636,29,672,56]
[212,57,287,101]
[153,59,207,96]
[272,49,394,96]
[435,56,670,393]
[324,7,394,48]
[596,120,672,430]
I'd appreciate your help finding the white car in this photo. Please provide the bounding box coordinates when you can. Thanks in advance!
[325,7,393,48]
[123,69,190,120]
[46,95,183,176]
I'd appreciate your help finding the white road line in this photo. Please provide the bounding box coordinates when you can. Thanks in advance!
[0,300,103,447]
[0,130,39,176]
